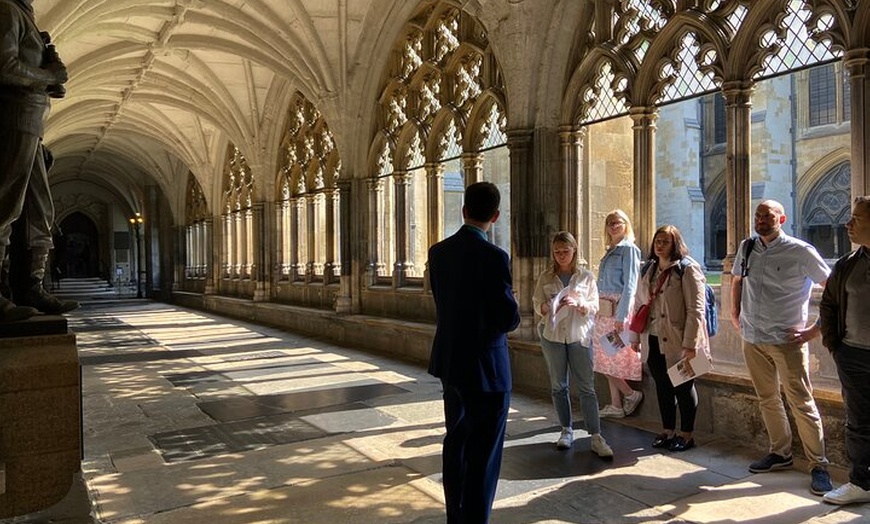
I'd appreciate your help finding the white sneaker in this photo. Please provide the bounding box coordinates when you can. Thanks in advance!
[591,434,613,458]
[622,390,644,416]
[556,428,573,450]
[823,482,870,505]
[599,405,625,418]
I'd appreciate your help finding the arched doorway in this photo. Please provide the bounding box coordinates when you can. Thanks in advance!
[56,212,100,278]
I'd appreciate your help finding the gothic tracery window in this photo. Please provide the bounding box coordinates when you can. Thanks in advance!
[277,94,341,282]
[221,146,254,279]
[803,162,851,259]
[368,1,508,287]
[184,174,209,279]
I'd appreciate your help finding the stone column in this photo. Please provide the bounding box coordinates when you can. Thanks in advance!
[204,217,216,294]
[846,48,870,199]
[506,129,537,338]
[720,80,754,333]
[462,152,484,186]
[722,81,754,273]
[425,162,445,246]
[424,163,444,294]
[630,106,658,256]
[392,171,412,286]
[323,188,339,284]
[366,178,384,286]
[560,125,589,263]
[251,202,268,301]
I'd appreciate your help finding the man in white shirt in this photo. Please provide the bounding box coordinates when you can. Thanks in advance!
[731,200,832,496]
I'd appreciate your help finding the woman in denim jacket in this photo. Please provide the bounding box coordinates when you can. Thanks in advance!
[592,210,644,418]
[533,231,613,457]
[630,225,710,452]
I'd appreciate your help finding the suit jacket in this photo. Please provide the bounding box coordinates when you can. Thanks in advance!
[428,225,520,392]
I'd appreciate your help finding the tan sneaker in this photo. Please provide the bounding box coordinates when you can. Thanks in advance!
[591,434,613,458]
[599,404,625,418]
[622,390,644,416]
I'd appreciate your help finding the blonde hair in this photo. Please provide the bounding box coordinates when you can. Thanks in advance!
[603,209,635,249]
[551,231,580,274]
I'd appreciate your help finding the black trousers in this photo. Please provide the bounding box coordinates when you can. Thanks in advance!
[832,342,870,489]
[646,335,698,433]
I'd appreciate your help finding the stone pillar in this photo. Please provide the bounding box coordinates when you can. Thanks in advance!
[204,217,216,294]
[560,125,589,264]
[251,202,269,301]
[323,188,340,284]
[392,171,412,286]
[630,106,658,256]
[506,129,538,338]
[426,163,445,246]
[462,152,484,186]
[0,320,80,518]
[424,163,444,294]
[846,48,870,199]
[720,81,754,326]
[305,194,317,281]
[365,178,384,286]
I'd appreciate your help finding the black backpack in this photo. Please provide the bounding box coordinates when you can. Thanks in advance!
[641,257,718,337]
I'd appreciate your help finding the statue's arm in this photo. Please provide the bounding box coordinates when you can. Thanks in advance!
[0,5,67,89]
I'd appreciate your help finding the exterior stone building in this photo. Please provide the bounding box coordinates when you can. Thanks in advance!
[36,0,870,465]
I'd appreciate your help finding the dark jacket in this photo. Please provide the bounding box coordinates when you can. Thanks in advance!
[428,225,520,392]
[819,246,866,351]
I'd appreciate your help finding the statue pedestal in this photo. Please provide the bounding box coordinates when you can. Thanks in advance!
[0,317,81,518]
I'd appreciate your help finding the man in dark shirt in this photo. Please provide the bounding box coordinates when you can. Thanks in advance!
[820,196,870,505]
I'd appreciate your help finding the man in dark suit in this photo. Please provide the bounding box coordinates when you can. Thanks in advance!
[428,181,520,524]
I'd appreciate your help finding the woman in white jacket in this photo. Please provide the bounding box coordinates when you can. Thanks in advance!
[533,231,613,457]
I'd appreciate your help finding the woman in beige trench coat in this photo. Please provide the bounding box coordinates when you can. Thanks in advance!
[630,225,710,452]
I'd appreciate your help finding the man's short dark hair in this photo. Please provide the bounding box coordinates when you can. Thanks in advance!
[464,182,501,222]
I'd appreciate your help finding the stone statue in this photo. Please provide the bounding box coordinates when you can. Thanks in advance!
[0,0,78,321]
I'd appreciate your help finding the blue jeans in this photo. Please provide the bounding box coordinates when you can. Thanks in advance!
[832,342,870,489]
[539,335,600,435]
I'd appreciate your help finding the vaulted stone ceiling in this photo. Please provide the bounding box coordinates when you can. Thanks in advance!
[37,0,408,210]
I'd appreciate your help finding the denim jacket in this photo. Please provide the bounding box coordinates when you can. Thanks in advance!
[597,239,641,322]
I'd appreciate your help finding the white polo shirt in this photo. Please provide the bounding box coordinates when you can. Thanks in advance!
[732,233,830,345]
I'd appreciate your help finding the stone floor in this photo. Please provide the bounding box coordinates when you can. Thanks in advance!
[4,301,870,524]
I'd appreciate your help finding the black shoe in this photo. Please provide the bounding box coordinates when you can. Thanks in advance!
[749,453,793,473]
[669,436,695,452]
[652,433,674,448]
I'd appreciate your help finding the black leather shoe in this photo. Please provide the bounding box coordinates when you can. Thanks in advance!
[652,433,674,448]
[669,436,695,452]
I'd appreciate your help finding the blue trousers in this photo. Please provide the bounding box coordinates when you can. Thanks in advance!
[832,342,870,489]
[539,336,601,434]
[441,382,510,524]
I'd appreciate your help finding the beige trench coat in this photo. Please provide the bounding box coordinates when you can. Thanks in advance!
[631,258,711,368]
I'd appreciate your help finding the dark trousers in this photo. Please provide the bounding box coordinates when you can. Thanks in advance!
[441,382,510,524]
[832,342,870,489]
[646,335,698,433]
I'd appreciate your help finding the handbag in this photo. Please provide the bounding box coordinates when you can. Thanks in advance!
[628,303,651,333]
[628,266,671,334]
[598,298,615,317]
